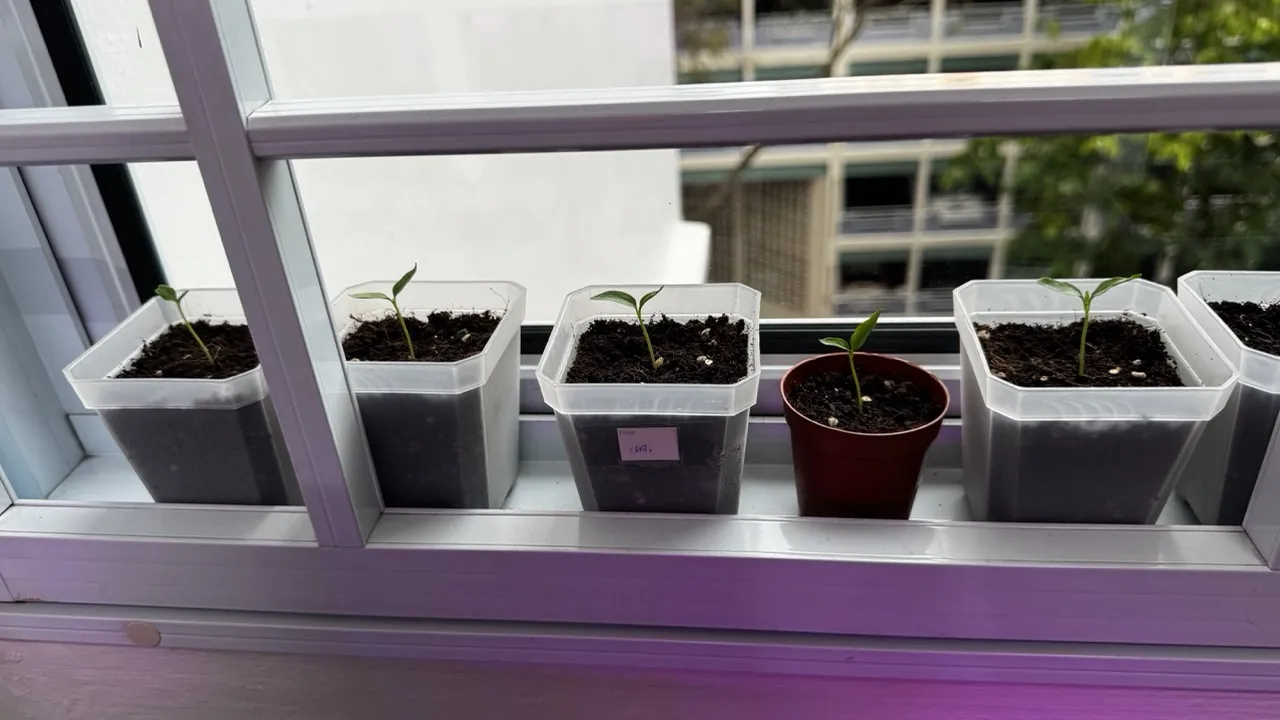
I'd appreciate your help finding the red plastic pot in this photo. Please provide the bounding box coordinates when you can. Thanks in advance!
[781,352,949,519]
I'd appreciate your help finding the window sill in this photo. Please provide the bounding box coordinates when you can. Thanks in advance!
[0,414,1271,648]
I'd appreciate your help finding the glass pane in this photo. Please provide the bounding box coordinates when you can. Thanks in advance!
[12,163,300,508]
[70,0,177,104]
[70,0,1263,104]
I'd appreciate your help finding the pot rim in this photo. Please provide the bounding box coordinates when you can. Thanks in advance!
[781,352,949,438]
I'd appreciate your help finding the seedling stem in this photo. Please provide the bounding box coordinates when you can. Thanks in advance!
[819,309,881,413]
[591,286,665,371]
[350,265,419,360]
[155,285,215,365]
[1037,275,1140,376]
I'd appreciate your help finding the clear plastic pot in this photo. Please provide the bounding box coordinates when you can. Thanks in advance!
[334,281,525,509]
[1177,271,1280,525]
[954,279,1236,524]
[536,284,761,514]
[63,290,300,505]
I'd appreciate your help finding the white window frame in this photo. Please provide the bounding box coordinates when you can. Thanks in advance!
[0,0,1279,653]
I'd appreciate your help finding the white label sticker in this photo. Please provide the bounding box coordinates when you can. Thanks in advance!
[617,427,680,462]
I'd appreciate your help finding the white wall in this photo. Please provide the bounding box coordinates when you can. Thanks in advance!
[71,0,686,320]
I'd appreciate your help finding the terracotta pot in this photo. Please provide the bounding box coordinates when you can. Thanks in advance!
[781,353,949,519]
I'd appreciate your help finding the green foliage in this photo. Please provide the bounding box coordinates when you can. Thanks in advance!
[351,265,418,360]
[1037,274,1140,375]
[592,286,666,370]
[674,0,739,81]
[819,309,881,412]
[943,0,1280,278]
[155,284,215,366]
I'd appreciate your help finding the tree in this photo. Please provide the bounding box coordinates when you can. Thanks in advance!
[675,0,741,73]
[942,0,1280,280]
[683,0,926,217]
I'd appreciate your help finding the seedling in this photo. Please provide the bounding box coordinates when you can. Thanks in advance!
[350,265,418,360]
[819,309,881,413]
[155,284,215,365]
[592,286,665,371]
[1038,274,1140,376]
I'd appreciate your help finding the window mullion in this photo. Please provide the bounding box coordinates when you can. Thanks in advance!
[147,0,381,547]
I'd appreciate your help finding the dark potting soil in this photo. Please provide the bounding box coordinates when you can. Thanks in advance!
[115,320,259,380]
[960,357,1194,524]
[342,311,500,363]
[1209,300,1280,356]
[977,317,1183,388]
[342,311,516,509]
[1178,383,1280,525]
[354,337,522,509]
[101,398,301,505]
[558,410,748,514]
[356,390,487,508]
[565,315,748,384]
[788,371,941,433]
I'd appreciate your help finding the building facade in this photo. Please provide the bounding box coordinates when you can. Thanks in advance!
[676,0,1115,315]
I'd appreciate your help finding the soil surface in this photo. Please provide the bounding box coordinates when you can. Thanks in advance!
[978,317,1183,388]
[1209,300,1280,356]
[566,315,748,385]
[116,321,258,380]
[343,311,500,363]
[790,371,940,433]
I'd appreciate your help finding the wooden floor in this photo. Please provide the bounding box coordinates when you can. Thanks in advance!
[1,640,1277,720]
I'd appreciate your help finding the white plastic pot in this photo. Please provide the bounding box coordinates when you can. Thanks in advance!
[1177,271,1280,525]
[63,289,300,505]
[536,283,761,514]
[954,278,1237,524]
[333,281,525,509]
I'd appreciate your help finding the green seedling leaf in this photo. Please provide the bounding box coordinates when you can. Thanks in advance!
[350,267,421,360]
[816,308,882,414]
[155,284,179,303]
[637,286,665,312]
[591,290,638,310]
[391,264,417,298]
[1038,274,1142,376]
[154,284,215,366]
[593,287,663,370]
[1037,277,1085,299]
[847,309,881,352]
[1091,274,1141,299]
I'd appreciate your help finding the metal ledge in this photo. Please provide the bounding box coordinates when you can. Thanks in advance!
[247,64,1280,159]
[0,105,191,166]
[0,414,1265,647]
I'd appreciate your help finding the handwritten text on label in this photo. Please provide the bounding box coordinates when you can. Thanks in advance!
[617,427,680,462]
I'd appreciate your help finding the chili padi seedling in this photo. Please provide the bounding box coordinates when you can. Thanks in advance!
[1037,274,1140,376]
[350,265,419,360]
[155,284,215,365]
[819,309,881,413]
[591,286,665,371]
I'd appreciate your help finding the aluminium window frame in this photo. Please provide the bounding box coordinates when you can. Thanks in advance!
[0,0,1279,648]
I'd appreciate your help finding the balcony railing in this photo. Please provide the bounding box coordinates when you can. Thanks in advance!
[944,2,1025,38]
[840,205,915,234]
[755,12,833,47]
[834,287,963,317]
[675,18,742,51]
[833,287,909,315]
[925,197,999,231]
[755,9,930,48]
[1040,2,1121,35]
[747,1,1117,50]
